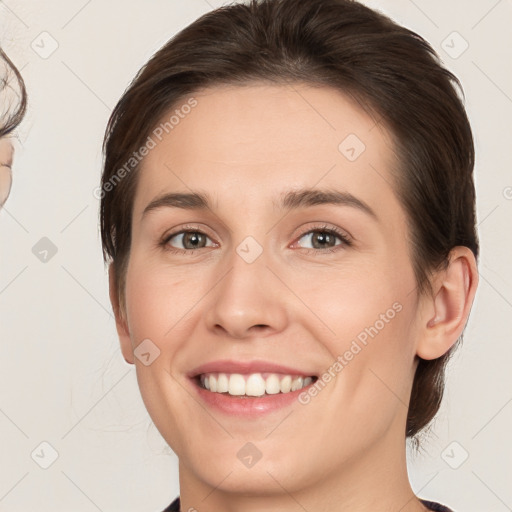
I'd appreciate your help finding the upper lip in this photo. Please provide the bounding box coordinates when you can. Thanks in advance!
[187,359,317,378]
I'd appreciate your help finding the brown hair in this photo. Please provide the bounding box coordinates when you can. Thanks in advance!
[100,0,478,441]
[0,46,27,138]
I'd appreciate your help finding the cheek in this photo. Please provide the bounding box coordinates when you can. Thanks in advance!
[124,258,196,342]
[325,288,417,428]
[302,306,417,459]
[294,257,417,412]
[123,258,204,400]
[123,263,195,449]
[288,255,411,345]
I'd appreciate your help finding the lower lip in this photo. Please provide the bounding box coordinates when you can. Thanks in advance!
[190,378,315,417]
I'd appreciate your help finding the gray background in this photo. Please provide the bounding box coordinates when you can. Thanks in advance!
[0,0,511,510]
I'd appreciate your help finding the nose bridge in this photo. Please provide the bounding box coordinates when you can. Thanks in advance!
[205,232,287,338]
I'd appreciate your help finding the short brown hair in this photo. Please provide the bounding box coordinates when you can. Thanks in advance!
[100,0,478,440]
[0,46,27,138]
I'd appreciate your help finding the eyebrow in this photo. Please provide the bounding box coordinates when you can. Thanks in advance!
[142,187,377,220]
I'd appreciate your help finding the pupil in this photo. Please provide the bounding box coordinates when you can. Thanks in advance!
[185,232,204,249]
[313,231,333,248]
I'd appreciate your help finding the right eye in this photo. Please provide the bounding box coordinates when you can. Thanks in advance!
[162,229,216,254]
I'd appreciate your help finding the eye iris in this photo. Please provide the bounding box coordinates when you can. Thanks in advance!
[312,231,336,249]
[183,232,205,249]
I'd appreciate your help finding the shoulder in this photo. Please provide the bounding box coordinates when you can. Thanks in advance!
[420,498,454,511]
[161,496,180,512]
[162,496,453,512]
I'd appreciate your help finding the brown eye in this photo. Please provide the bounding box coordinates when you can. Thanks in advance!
[302,230,339,249]
[166,231,212,251]
[296,228,350,251]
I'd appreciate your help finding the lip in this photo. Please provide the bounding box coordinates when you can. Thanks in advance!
[187,359,317,378]
[187,359,318,417]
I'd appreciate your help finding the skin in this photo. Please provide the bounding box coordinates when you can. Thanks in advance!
[0,137,14,206]
[110,83,478,512]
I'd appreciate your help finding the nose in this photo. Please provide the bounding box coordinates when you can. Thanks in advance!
[204,242,288,340]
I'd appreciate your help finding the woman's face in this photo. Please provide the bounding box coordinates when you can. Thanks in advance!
[0,137,14,206]
[118,83,426,496]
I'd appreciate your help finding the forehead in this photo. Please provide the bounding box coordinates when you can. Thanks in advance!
[133,83,399,219]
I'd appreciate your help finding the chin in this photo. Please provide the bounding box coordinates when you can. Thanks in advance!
[194,459,305,496]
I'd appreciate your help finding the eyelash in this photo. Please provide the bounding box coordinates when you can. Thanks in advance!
[159,223,352,256]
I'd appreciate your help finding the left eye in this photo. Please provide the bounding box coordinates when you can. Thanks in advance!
[166,231,215,250]
[296,229,347,250]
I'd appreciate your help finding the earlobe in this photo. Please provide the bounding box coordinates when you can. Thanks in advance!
[416,247,478,360]
[108,264,134,365]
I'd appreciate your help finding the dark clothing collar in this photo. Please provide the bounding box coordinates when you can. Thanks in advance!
[162,496,454,511]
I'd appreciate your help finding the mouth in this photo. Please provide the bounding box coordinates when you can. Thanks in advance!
[193,372,318,398]
[187,360,320,415]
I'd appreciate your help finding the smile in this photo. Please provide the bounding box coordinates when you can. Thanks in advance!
[188,359,320,416]
[199,372,317,397]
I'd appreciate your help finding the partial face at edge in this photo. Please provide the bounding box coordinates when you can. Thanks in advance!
[0,137,14,206]
[116,83,425,494]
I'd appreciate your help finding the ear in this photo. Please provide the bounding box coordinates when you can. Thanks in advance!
[108,263,134,364]
[416,246,479,360]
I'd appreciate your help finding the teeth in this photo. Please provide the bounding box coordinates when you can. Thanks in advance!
[209,375,217,392]
[265,374,281,394]
[280,375,292,393]
[217,373,229,393]
[200,372,314,396]
[291,376,304,391]
[246,373,266,396]
[228,374,246,395]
